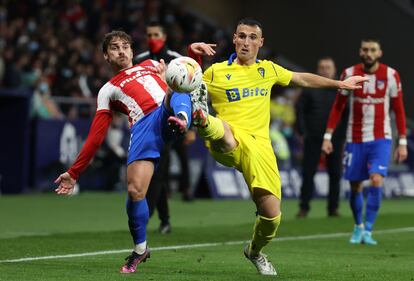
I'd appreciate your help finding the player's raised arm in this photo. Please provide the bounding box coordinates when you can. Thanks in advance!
[290,72,369,90]
[154,59,167,82]
[187,42,216,66]
[189,42,217,56]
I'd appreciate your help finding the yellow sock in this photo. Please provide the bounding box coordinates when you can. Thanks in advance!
[196,115,224,141]
[249,213,281,256]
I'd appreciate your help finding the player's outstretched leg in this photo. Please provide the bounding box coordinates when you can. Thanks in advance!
[191,82,209,127]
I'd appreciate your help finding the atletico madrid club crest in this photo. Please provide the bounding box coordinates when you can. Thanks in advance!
[377,80,385,90]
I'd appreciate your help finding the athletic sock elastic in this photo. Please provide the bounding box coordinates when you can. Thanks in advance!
[250,214,281,256]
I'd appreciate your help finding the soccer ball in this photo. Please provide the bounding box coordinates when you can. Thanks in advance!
[166,56,202,93]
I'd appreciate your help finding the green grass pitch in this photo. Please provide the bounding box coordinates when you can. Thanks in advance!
[0,193,413,280]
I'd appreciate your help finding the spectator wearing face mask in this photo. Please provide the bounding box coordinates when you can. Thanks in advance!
[133,21,181,64]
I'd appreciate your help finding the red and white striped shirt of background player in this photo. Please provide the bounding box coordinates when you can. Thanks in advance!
[327,63,406,143]
[67,59,167,180]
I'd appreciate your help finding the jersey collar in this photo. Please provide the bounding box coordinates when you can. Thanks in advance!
[227,53,260,65]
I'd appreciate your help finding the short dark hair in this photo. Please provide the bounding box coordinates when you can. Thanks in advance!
[361,38,381,47]
[147,21,166,34]
[102,30,132,53]
[236,17,263,34]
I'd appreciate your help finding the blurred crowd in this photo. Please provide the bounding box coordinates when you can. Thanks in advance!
[0,0,232,119]
[0,0,307,174]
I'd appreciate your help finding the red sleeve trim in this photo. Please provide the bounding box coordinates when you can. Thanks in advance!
[391,94,407,136]
[67,110,113,180]
[187,45,202,66]
[327,94,348,131]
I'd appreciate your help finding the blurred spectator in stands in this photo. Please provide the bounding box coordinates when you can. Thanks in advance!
[295,57,347,218]
[134,21,181,63]
[31,75,63,119]
[269,87,299,169]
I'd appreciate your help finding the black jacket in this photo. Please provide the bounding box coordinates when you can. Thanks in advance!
[133,45,181,64]
[296,88,348,140]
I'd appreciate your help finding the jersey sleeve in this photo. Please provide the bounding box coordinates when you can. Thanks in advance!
[326,71,350,131]
[96,83,112,111]
[67,110,113,180]
[202,65,214,86]
[271,62,293,86]
[326,93,348,131]
[338,69,352,96]
[187,45,202,67]
[389,70,406,136]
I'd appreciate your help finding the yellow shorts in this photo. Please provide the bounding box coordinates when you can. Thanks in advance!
[206,127,282,199]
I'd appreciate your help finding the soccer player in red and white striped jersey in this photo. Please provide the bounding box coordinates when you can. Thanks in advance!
[54,31,192,273]
[322,39,407,245]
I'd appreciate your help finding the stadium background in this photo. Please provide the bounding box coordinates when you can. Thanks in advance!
[1,1,414,281]
[0,0,413,196]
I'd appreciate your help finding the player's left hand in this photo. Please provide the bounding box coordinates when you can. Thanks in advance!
[190,42,217,56]
[54,172,77,195]
[321,139,333,155]
[340,75,370,90]
[155,59,167,81]
[394,145,408,163]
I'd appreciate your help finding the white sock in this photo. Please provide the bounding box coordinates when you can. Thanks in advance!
[134,241,147,255]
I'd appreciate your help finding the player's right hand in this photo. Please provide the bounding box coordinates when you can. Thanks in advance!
[54,172,76,195]
[190,42,217,56]
[155,59,167,81]
[340,75,370,90]
[321,139,333,155]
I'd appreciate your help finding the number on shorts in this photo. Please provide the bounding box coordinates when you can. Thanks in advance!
[343,151,353,167]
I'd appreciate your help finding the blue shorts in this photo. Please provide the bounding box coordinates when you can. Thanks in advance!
[127,103,174,166]
[343,139,392,181]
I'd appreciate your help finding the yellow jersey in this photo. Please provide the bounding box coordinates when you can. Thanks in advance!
[203,54,293,139]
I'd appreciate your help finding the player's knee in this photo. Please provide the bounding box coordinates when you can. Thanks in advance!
[253,189,281,218]
[127,181,146,200]
[370,174,383,187]
[350,182,363,192]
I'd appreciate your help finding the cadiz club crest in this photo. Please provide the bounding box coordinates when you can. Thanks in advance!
[258,67,265,78]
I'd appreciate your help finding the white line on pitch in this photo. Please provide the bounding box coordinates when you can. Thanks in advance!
[1,227,413,264]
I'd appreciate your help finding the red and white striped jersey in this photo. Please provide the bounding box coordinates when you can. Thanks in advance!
[97,59,167,126]
[67,59,167,180]
[327,63,406,143]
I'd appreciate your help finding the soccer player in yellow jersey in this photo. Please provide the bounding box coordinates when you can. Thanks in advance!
[188,18,368,276]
